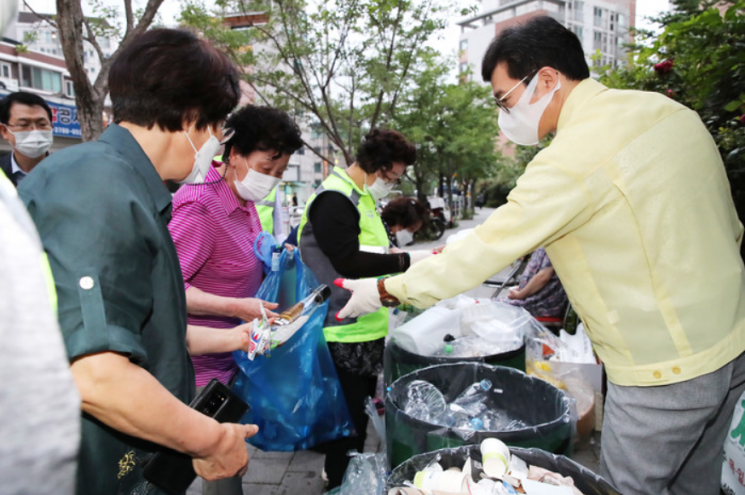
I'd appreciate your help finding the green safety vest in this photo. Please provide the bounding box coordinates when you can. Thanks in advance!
[299,166,389,343]
[256,187,277,233]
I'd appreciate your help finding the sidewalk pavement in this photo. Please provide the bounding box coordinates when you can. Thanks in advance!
[185,206,604,494]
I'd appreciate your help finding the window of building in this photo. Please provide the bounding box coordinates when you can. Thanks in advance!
[314,162,322,174]
[65,80,75,97]
[594,7,602,27]
[572,25,584,40]
[515,1,538,16]
[573,1,584,22]
[542,1,560,13]
[0,63,11,79]
[459,39,468,52]
[21,65,62,93]
[459,62,469,74]
[593,31,602,51]
[296,146,305,155]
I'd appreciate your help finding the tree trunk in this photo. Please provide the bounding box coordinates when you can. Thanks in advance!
[56,0,103,141]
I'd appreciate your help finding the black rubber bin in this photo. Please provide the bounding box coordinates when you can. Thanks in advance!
[386,362,573,469]
[383,337,526,387]
[387,444,621,495]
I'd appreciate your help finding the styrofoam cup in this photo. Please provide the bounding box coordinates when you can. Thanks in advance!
[480,437,511,478]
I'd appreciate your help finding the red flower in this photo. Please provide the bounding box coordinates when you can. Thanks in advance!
[666,88,675,98]
[740,114,745,125]
[654,59,674,76]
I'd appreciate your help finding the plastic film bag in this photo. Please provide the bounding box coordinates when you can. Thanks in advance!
[232,248,353,451]
[328,452,389,495]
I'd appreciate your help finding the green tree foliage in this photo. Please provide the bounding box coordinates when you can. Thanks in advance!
[180,0,456,165]
[392,52,502,211]
[601,2,745,246]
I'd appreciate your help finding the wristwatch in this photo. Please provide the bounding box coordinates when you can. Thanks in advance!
[377,277,400,307]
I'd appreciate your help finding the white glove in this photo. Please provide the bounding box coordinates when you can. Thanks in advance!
[334,278,383,321]
[407,249,436,265]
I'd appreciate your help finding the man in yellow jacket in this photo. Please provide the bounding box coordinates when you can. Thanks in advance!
[337,16,745,495]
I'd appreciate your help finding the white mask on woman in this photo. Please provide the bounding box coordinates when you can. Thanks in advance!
[234,159,281,202]
[395,228,414,247]
[179,127,220,184]
[9,129,53,158]
[366,175,395,201]
[498,74,561,146]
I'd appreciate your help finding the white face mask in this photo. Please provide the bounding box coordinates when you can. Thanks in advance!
[234,159,281,202]
[366,174,395,201]
[498,74,561,146]
[179,127,221,184]
[395,228,414,247]
[9,129,53,158]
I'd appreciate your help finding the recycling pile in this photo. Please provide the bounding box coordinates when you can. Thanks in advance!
[390,297,539,359]
[388,439,586,495]
[403,379,529,434]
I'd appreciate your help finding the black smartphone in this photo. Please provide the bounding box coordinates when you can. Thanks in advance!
[142,379,250,495]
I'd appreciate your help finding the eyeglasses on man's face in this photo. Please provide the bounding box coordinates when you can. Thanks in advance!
[5,120,53,131]
[493,70,538,114]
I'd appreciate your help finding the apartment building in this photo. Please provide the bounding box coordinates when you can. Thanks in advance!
[457,0,637,80]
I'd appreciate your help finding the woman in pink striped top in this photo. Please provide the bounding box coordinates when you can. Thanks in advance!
[169,105,302,494]
[170,105,303,385]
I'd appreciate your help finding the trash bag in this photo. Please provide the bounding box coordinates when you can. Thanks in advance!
[327,452,388,495]
[723,388,745,494]
[386,362,574,469]
[384,300,533,386]
[383,338,525,387]
[387,445,621,495]
[232,248,354,451]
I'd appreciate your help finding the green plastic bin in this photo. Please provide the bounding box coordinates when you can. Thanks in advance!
[386,362,573,469]
[383,338,525,387]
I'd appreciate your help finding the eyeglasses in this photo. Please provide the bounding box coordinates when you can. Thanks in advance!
[379,169,402,185]
[5,120,53,131]
[493,70,537,114]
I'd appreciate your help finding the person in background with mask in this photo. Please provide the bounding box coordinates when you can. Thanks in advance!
[334,17,745,495]
[18,29,260,495]
[0,91,54,187]
[297,129,435,489]
[380,196,428,248]
[168,104,302,495]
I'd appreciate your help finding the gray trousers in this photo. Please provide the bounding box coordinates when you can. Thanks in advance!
[600,352,745,495]
[195,382,244,495]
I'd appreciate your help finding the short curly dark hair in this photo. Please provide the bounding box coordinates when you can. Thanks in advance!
[223,105,303,160]
[356,129,416,174]
[381,197,428,230]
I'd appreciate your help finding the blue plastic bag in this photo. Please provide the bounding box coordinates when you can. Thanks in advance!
[232,248,354,451]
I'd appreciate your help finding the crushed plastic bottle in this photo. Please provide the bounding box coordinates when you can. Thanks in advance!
[403,380,447,422]
[452,379,493,411]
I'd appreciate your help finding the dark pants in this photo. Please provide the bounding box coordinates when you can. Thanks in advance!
[323,365,378,489]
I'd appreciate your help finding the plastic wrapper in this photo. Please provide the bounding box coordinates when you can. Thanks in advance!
[365,396,387,450]
[328,452,388,495]
[232,249,353,451]
[384,299,538,386]
[525,324,594,440]
[386,362,575,469]
[387,445,621,495]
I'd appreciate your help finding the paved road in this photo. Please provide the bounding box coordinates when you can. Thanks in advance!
[186,207,602,494]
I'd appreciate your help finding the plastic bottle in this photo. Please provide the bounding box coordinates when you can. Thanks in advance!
[403,380,447,422]
[452,379,493,413]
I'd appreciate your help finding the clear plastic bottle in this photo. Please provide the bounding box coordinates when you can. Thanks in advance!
[452,379,493,414]
[403,380,447,422]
